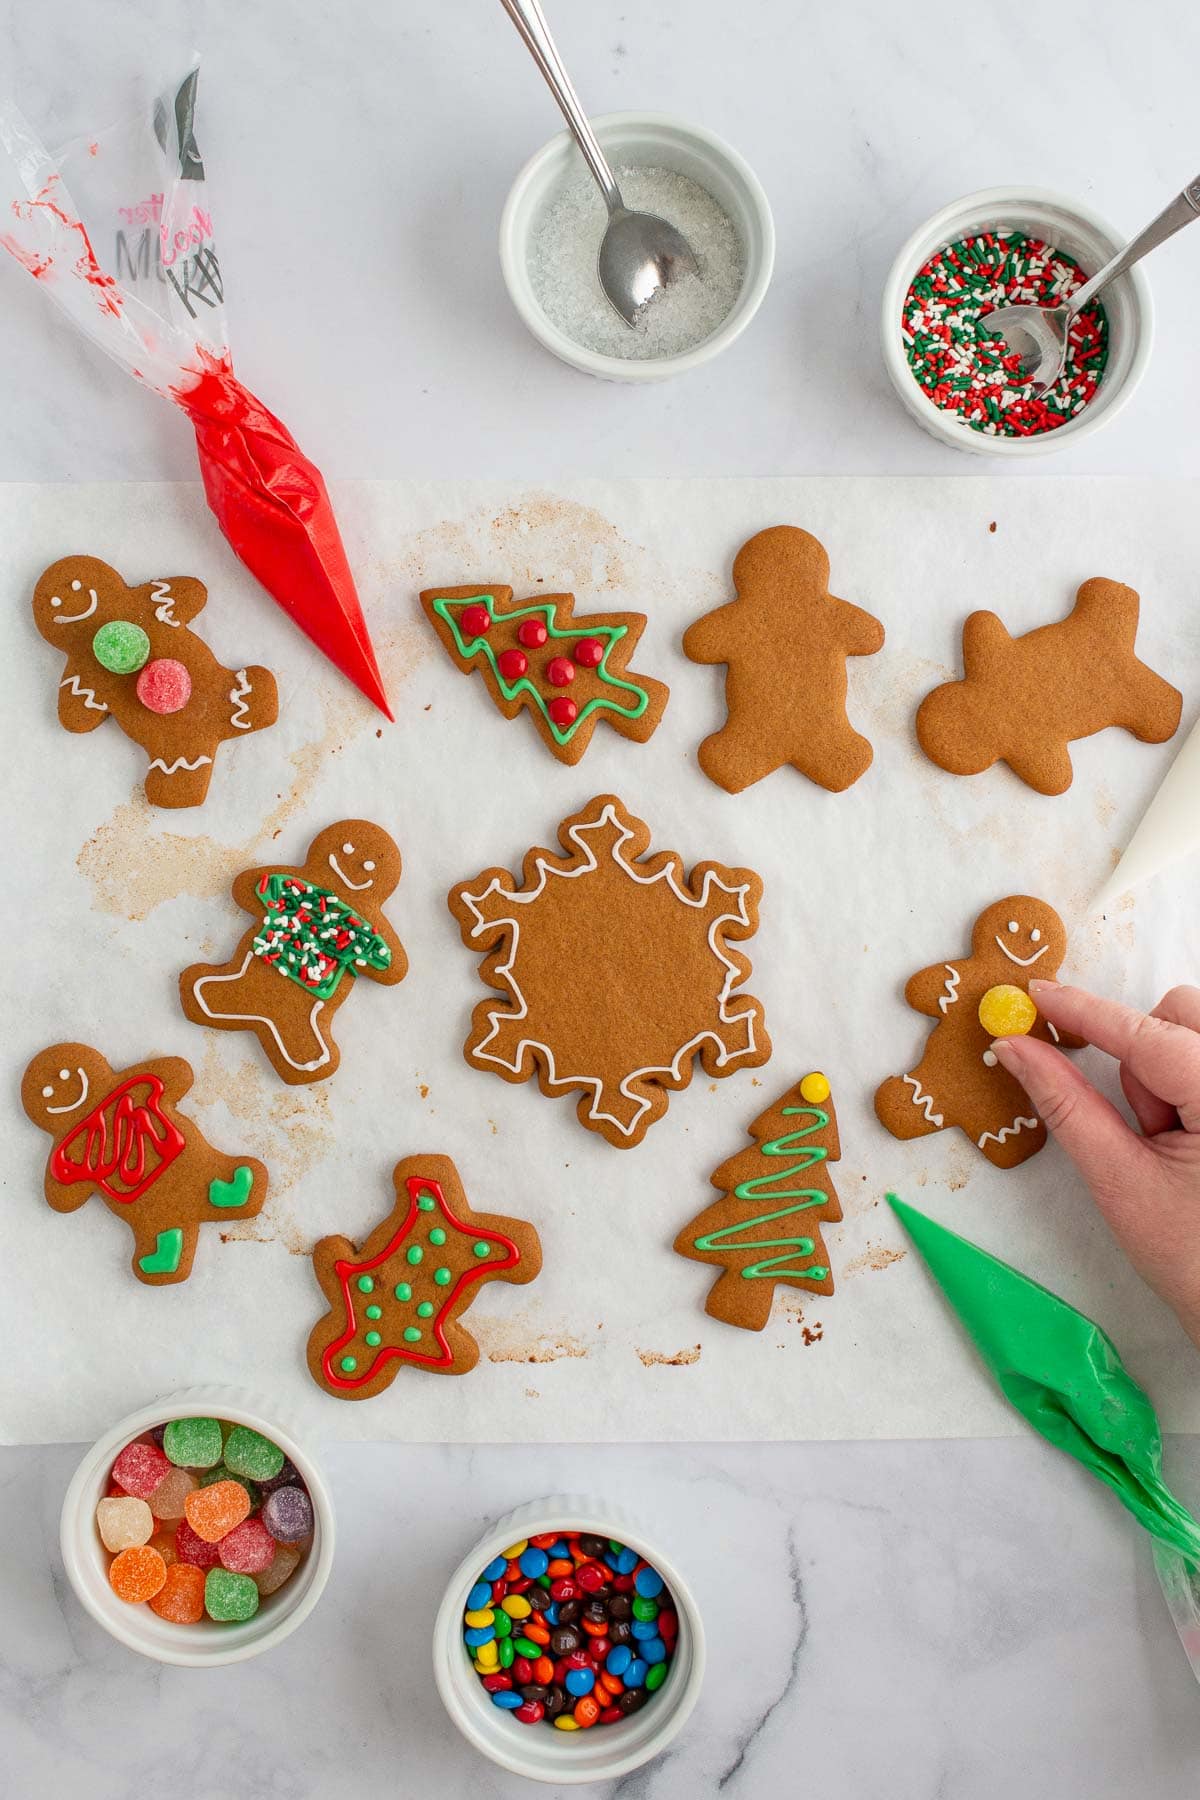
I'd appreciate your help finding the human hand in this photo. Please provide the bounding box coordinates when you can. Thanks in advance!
[992,982,1200,1349]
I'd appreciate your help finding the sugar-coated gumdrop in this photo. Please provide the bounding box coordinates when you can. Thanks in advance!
[257,1456,300,1496]
[163,1416,224,1469]
[184,1479,251,1543]
[149,1561,206,1623]
[149,1531,178,1568]
[109,1544,168,1604]
[262,1484,314,1545]
[198,1465,260,1509]
[97,1495,154,1552]
[174,1517,222,1569]
[148,1466,199,1521]
[112,1439,172,1499]
[92,619,150,675]
[252,1543,301,1597]
[204,1567,260,1623]
[135,657,192,714]
[978,983,1038,1039]
[222,1425,285,1483]
[219,1516,276,1574]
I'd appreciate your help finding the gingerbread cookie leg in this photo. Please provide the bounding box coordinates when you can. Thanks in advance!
[187,953,335,1076]
[143,755,218,809]
[125,1215,202,1284]
[873,1072,946,1141]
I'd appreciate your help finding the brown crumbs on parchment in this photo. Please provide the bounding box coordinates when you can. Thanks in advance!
[988,521,997,532]
[801,1323,824,1345]
[635,1344,701,1368]
[842,1242,906,1277]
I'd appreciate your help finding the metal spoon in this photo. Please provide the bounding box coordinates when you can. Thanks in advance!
[984,177,1200,394]
[499,0,698,326]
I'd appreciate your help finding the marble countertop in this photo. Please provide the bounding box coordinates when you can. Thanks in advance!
[4,0,1200,1793]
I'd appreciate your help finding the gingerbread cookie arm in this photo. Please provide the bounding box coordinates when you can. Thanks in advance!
[832,596,887,657]
[231,866,287,915]
[681,602,741,665]
[130,576,209,627]
[56,664,111,733]
[124,1055,194,1105]
[905,960,967,1019]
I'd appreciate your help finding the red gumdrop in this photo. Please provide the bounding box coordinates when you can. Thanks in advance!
[576,1562,606,1593]
[517,618,547,649]
[174,1516,222,1569]
[548,696,578,728]
[112,1440,172,1500]
[135,658,192,715]
[496,648,528,681]
[460,603,492,639]
[546,656,575,688]
[219,1516,276,1574]
[573,637,604,668]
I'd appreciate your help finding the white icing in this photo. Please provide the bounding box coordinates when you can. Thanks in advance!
[1048,1021,1060,1043]
[228,669,253,727]
[982,1050,998,1067]
[329,853,373,891]
[937,964,961,1014]
[51,586,98,624]
[994,935,1050,969]
[44,1067,89,1114]
[190,950,331,1072]
[1007,920,1018,934]
[59,674,107,713]
[1030,928,1041,943]
[151,579,180,626]
[457,802,763,1138]
[978,1116,1039,1151]
[902,1073,944,1128]
[148,754,213,775]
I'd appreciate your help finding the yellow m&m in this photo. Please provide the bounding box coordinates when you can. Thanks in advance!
[978,984,1037,1038]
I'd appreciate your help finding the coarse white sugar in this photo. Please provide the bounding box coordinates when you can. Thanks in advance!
[528,163,744,360]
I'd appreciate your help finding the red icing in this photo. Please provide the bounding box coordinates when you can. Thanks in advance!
[51,1074,185,1204]
[548,696,577,728]
[172,351,392,719]
[497,648,528,681]
[517,619,548,649]
[574,637,604,668]
[546,656,575,687]
[136,658,192,715]
[460,604,492,639]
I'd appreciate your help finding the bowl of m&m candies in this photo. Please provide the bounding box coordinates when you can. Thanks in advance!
[434,1499,705,1783]
[60,1389,335,1666]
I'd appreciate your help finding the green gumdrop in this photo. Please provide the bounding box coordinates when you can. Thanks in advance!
[199,1465,261,1509]
[223,1424,285,1482]
[204,1567,260,1623]
[92,618,151,674]
[163,1416,223,1470]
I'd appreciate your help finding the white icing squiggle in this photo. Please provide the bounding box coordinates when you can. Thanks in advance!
[151,579,180,626]
[190,950,332,1072]
[52,587,98,624]
[228,670,253,728]
[45,1068,89,1113]
[148,754,213,775]
[995,936,1050,969]
[978,1116,1039,1151]
[937,964,961,1014]
[329,854,373,891]
[60,675,108,713]
[902,1074,944,1128]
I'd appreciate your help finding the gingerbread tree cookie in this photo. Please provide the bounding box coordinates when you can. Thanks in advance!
[419,585,669,765]
[33,556,278,808]
[307,1155,541,1397]
[675,1071,843,1330]
[180,820,407,1085]
[21,1044,266,1284]
[683,526,885,793]
[916,578,1182,795]
[448,794,771,1148]
[874,897,1084,1169]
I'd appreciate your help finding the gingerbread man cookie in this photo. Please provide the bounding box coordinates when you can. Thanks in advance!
[683,526,885,793]
[21,1044,267,1284]
[419,585,669,765]
[33,556,279,808]
[874,897,1084,1169]
[179,820,408,1085]
[448,793,771,1148]
[307,1155,541,1397]
[916,578,1182,795]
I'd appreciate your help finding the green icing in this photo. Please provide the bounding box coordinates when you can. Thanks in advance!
[417,1192,435,1210]
[694,1105,832,1282]
[138,1227,183,1275]
[357,1275,375,1293]
[434,1267,452,1285]
[340,1355,357,1373]
[365,1304,382,1320]
[429,1227,447,1246]
[417,1301,434,1318]
[208,1165,254,1208]
[407,1246,423,1265]
[403,1326,421,1343]
[365,1330,382,1347]
[394,1282,412,1302]
[472,1242,491,1259]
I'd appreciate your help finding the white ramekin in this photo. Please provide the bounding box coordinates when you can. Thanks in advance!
[59,1385,335,1666]
[880,185,1153,456]
[433,1494,706,1784]
[499,110,774,382]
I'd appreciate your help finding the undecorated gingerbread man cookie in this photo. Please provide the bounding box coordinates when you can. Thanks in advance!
[874,896,1084,1169]
[179,820,408,1085]
[683,526,885,793]
[33,556,278,807]
[21,1044,267,1284]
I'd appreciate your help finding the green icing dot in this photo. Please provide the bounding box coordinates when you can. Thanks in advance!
[92,619,150,675]
[473,1241,491,1258]
[365,1330,382,1347]
[394,1282,412,1302]
[366,1304,382,1320]
[340,1355,357,1373]
[357,1275,375,1293]
[417,1301,434,1318]
[434,1267,452,1285]
[403,1326,422,1343]
[417,1192,436,1211]
[407,1246,424,1266]
[429,1227,447,1246]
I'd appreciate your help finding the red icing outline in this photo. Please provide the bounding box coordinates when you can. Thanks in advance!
[51,1074,185,1204]
[321,1175,521,1388]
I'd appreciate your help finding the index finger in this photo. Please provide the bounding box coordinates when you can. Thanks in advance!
[1030,981,1200,1131]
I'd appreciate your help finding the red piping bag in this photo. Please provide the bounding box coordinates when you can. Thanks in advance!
[0,65,391,718]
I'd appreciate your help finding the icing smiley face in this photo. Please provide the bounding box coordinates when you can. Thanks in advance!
[972,897,1067,972]
[309,821,401,902]
[20,1043,112,1130]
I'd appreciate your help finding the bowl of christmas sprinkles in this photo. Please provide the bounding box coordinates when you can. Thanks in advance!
[433,1498,706,1783]
[60,1387,335,1666]
[500,111,774,382]
[882,186,1153,454]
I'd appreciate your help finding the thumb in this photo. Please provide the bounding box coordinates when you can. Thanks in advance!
[992,1035,1152,1211]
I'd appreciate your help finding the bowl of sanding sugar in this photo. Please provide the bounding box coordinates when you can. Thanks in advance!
[500,112,774,381]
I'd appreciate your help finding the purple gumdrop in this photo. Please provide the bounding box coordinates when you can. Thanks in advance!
[257,1456,301,1495]
[262,1484,314,1544]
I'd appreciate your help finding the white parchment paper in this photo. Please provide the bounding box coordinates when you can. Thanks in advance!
[4,477,1199,1444]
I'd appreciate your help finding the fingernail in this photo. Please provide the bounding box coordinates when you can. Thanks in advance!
[1028,979,1060,998]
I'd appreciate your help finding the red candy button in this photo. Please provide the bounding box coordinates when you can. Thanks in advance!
[136,658,192,715]
[497,648,528,681]
[459,603,491,638]
[546,655,575,687]
[573,636,604,668]
[548,696,578,728]
[517,618,548,649]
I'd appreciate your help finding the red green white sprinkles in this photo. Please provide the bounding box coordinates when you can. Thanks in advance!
[253,874,393,999]
[902,231,1109,437]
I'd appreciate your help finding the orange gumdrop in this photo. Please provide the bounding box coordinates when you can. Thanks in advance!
[149,1530,179,1568]
[109,1544,168,1604]
[184,1479,252,1544]
[149,1561,206,1623]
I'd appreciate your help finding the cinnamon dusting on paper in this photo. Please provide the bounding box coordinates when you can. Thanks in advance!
[476,1309,591,1364]
[635,1344,701,1367]
[842,1242,906,1277]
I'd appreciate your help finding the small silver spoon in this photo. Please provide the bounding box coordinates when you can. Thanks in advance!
[500,0,699,326]
[984,177,1200,394]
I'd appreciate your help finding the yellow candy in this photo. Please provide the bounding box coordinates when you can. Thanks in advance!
[500,1540,528,1559]
[501,1594,532,1619]
[473,1658,491,1674]
[475,1639,498,1668]
[554,1715,581,1731]
[799,1070,831,1105]
[464,1608,494,1628]
[978,984,1037,1039]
